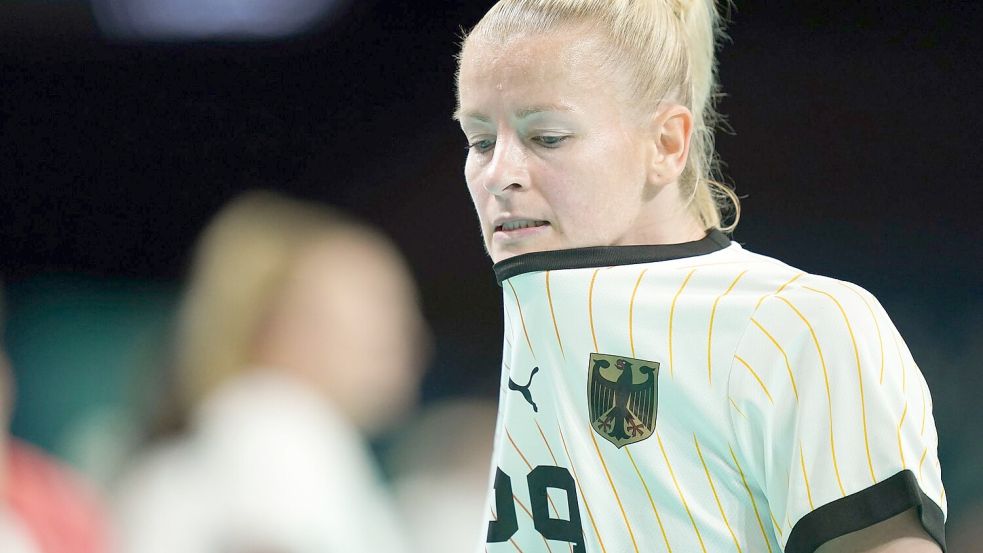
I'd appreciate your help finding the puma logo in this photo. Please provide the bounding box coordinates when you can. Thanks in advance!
[508,366,539,412]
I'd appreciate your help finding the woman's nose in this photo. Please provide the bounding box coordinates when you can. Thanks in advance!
[482,135,529,196]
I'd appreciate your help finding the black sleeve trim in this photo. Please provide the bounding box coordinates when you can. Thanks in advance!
[493,229,730,285]
[785,469,945,553]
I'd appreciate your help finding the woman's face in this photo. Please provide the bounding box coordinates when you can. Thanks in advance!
[457,31,655,263]
[261,235,428,434]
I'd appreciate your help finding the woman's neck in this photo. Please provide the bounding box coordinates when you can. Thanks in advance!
[616,182,707,246]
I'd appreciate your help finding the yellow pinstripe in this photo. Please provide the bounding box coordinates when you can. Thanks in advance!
[506,430,569,551]
[588,269,601,352]
[504,308,514,348]
[506,430,533,469]
[755,273,803,310]
[839,283,885,384]
[535,420,559,465]
[777,296,846,497]
[729,397,748,421]
[902,339,911,395]
[507,280,536,360]
[918,447,928,481]
[668,269,696,378]
[920,386,927,436]
[891,329,907,392]
[938,458,946,507]
[531,425,575,553]
[750,318,799,402]
[657,433,708,553]
[694,435,743,553]
[804,285,877,485]
[729,445,773,553]
[898,403,909,469]
[628,269,649,357]
[511,493,556,553]
[535,420,578,552]
[734,355,773,404]
[490,505,526,553]
[625,448,673,553]
[799,441,815,510]
[545,271,566,360]
[587,426,639,552]
[557,426,608,553]
[769,511,783,539]
[708,271,748,384]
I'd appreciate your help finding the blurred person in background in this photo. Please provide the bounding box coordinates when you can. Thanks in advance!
[386,399,498,553]
[113,191,429,553]
[0,286,111,553]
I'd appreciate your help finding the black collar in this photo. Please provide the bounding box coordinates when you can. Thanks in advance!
[493,229,731,285]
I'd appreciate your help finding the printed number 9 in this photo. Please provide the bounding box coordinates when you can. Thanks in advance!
[487,465,586,553]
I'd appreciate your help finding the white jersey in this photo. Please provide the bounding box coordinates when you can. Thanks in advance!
[479,231,946,553]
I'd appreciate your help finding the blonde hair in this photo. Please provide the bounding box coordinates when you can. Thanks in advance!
[458,0,739,232]
[174,191,375,413]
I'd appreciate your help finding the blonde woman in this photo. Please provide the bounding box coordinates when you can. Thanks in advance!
[455,1,945,552]
[114,192,428,553]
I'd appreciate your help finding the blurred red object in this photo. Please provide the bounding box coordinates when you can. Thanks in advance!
[4,440,109,553]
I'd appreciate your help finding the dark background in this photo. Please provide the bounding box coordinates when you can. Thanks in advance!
[1,0,981,536]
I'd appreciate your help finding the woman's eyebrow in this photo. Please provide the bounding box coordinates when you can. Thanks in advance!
[455,110,490,122]
[454,103,574,122]
[516,103,574,118]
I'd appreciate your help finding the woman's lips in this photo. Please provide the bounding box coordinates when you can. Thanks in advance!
[493,220,550,241]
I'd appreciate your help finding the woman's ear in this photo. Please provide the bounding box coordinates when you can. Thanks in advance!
[646,104,693,188]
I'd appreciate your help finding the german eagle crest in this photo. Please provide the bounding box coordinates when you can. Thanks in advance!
[588,353,659,448]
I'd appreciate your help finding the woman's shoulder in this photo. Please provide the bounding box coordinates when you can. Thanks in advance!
[725,242,885,306]
[727,245,898,359]
[702,242,896,351]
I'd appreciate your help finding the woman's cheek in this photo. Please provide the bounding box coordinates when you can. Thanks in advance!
[465,166,486,208]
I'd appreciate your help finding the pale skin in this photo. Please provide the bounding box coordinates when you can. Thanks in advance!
[457,28,941,553]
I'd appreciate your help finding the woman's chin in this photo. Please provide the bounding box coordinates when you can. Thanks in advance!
[489,225,557,263]
[489,242,553,264]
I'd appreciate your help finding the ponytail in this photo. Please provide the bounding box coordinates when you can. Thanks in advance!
[675,0,739,232]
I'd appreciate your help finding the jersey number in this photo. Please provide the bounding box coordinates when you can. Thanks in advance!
[487,465,586,553]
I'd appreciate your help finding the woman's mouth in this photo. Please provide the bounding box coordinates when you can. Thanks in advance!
[493,219,550,241]
[496,220,548,232]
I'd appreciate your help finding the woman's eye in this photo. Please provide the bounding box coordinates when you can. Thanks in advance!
[533,135,569,148]
[466,139,495,153]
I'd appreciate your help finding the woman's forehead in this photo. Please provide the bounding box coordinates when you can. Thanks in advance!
[457,32,619,118]
[461,29,607,80]
[461,36,569,86]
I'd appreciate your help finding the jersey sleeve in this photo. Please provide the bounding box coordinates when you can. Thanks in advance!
[726,278,946,553]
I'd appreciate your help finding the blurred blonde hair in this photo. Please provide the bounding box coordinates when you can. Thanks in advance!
[174,191,377,414]
[457,0,739,232]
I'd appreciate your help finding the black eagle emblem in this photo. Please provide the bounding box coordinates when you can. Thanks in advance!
[588,353,659,448]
